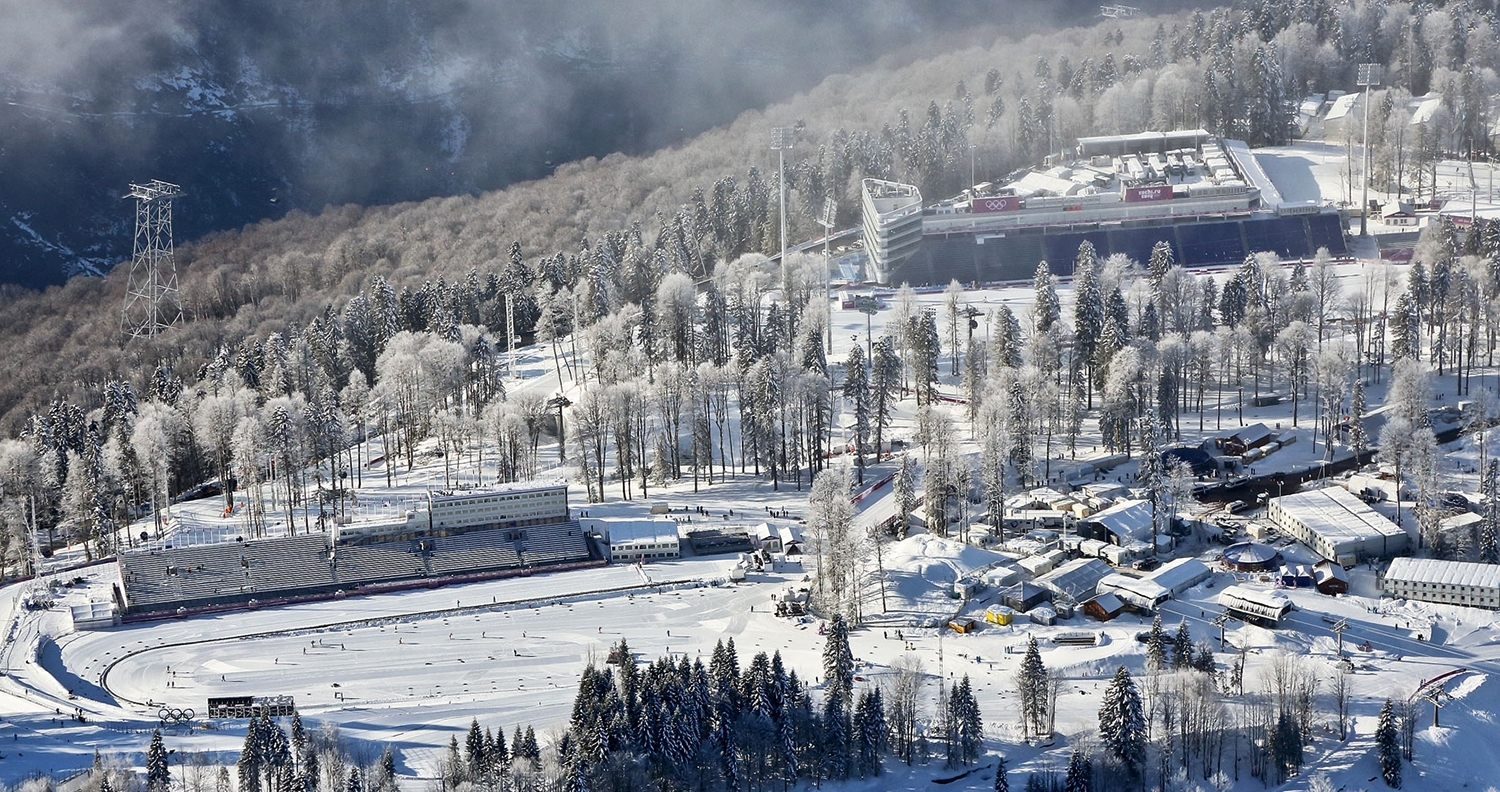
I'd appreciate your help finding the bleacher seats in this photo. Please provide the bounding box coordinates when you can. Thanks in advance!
[1306,213,1349,256]
[119,520,596,616]
[1177,221,1246,266]
[1107,227,1182,266]
[1242,217,1312,260]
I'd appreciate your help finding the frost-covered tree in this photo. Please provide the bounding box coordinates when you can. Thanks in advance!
[147,728,170,792]
[1481,460,1500,564]
[1098,665,1146,782]
[1015,635,1048,739]
[807,466,856,616]
[843,345,870,483]
[1032,262,1060,335]
[892,453,917,538]
[1145,614,1168,673]
[1377,698,1401,788]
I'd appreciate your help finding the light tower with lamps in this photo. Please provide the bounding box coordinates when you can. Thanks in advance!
[1357,63,1382,237]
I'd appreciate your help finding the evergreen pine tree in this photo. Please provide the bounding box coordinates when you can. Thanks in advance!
[465,717,486,779]
[956,675,983,766]
[823,614,855,709]
[380,746,397,792]
[146,728,170,792]
[1032,262,1060,335]
[843,345,871,482]
[1349,377,1368,459]
[1098,665,1147,783]
[1171,621,1192,670]
[822,690,850,781]
[346,768,362,792]
[1378,698,1402,788]
[994,755,1010,792]
[1145,615,1168,672]
[893,453,918,537]
[852,688,886,778]
[1480,459,1500,564]
[1016,635,1047,739]
[1063,748,1093,792]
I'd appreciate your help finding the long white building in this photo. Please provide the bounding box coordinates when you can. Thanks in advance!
[1267,487,1407,565]
[1383,557,1500,610]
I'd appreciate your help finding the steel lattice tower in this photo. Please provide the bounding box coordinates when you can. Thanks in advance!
[122,180,183,339]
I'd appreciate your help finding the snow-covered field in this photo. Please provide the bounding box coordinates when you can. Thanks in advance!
[8,138,1500,790]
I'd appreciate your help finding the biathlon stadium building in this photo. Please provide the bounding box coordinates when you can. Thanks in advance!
[115,481,599,619]
[861,129,1347,285]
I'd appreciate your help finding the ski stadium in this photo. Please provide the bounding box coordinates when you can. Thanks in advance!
[114,481,600,619]
[861,129,1349,285]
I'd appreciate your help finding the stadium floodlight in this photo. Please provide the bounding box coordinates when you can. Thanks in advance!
[1357,64,1382,237]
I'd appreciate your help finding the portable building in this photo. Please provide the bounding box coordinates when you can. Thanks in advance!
[1097,574,1170,611]
[1146,558,1212,595]
[984,605,1014,625]
[1083,593,1126,621]
[1002,582,1052,612]
[1279,564,1315,588]
[983,566,1022,589]
[1314,560,1348,595]
[1268,487,1408,565]
[1036,558,1113,602]
[1017,554,1056,577]
[1218,585,1294,626]
[948,618,980,634]
[1079,499,1154,546]
[1382,557,1500,610]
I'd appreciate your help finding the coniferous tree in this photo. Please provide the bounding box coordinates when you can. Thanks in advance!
[843,345,870,483]
[870,336,901,459]
[1145,615,1168,672]
[1063,748,1092,792]
[1015,635,1048,739]
[1481,459,1500,564]
[1378,699,1402,788]
[823,615,855,709]
[1171,621,1192,670]
[892,453,918,537]
[1098,665,1146,783]
[994,755,1010,792]
[1349,377,1368,459]
[822,690,850,781]
[852,687,886,778]
[1032,262,1060,335]
[147,728,171,792]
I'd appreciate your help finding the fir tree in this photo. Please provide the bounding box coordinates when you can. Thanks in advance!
[892,454,918,537]
[852,688,886,778]
[1349,377,1368,459]
[994,755,1010,792]
[1145,615,1168,672]
[465,717,486,779]
[1098,666,1146,783]
[822,689,850,781]
[1032,262,1060,335]
[1015,635,1048,739]
[843,345,871,483]
[146,728,170,792]
[1378,699,1402,788]
[1481,460,1500,564]
[1171,621,1192,670]
[1063,748,1093,792]
[823,614,855,711]
[346,768,363,792]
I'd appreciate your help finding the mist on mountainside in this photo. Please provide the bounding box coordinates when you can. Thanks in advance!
[0,0,1107,289]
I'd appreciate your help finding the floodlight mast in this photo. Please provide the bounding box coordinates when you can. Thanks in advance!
[122,179,184,340]
[1357,64,1382,237]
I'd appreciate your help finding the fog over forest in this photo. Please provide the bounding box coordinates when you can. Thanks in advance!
[0,0,1108,289]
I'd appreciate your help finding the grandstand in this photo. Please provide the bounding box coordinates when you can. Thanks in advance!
[863,130,1348,285]
[116,483,597,619]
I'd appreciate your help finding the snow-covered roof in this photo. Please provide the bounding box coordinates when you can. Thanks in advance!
[1085,592,1125,614]
[1271,487,1404,546]
[1097,573,1169,607]
[1439,512,1481,531]
[1385,557,1500,590]
[1409,93,1443,125]
[1146,558,1212,594]
[1083,499,1154,543]
[591,518,679,545]
[1036,558,1112,601]
[1325,92,1361,121]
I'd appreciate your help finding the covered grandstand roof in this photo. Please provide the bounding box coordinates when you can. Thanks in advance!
[1222,542,1279,570]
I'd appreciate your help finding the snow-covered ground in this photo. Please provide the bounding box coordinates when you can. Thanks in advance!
[10,145,1500,790]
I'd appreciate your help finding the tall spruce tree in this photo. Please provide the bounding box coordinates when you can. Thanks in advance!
[1171,621,1193,670]
[1063,748,1093,792]
[1098,666,1146,783]
[843,345,871,483]
[1481,459,1500,564]
[1378,699,1402,788]
[823,614,855,710]
[1016,635,1048,739]
[1145,615,1168,672]
[146,729,170,792]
